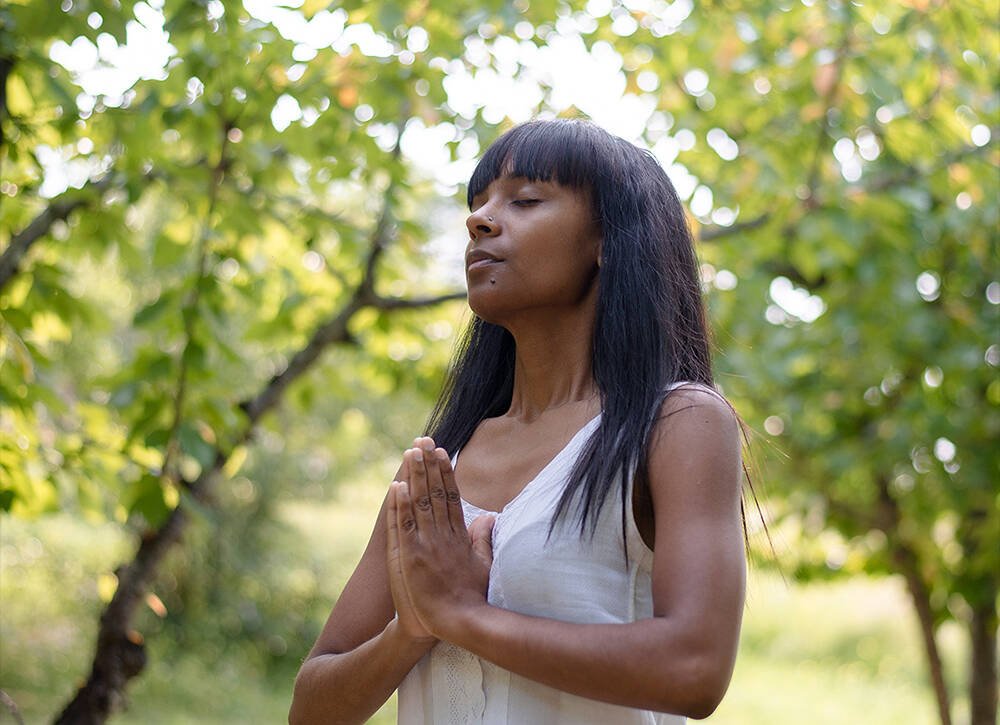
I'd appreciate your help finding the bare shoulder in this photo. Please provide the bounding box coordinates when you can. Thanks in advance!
[647,383,742,503]
[656,383,739,438]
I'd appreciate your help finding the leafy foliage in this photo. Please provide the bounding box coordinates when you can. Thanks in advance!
[1,0,996,722]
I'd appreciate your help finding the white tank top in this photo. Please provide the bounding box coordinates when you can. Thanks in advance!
[397,409,687,724]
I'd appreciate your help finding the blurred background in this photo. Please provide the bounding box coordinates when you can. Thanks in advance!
[1,0,996,723]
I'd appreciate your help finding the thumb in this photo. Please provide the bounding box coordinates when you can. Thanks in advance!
[468,514,495,568]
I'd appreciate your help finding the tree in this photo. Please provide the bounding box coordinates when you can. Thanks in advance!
[634,3,997,723]
[2,0,995,723]
[3,0,482,719]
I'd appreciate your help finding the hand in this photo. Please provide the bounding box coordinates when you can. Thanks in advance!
[385,451,436,645]
[387,437,495,642]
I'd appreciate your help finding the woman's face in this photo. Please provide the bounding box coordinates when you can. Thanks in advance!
[464,175,601,325]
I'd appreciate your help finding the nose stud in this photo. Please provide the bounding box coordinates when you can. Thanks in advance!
[487,216,494,222]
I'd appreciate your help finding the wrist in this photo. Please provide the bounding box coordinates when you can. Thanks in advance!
[432,599,490,646]
[385,616,437,656]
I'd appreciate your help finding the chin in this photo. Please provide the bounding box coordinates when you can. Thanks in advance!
[467,293,510,327]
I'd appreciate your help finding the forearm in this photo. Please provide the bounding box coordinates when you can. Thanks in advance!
[443,606,734,719]
[289,618,434,725]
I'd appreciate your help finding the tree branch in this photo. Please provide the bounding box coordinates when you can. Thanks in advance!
[239,297,362,425]
[357,141,403,303]
[239,127,415,423]
[802,5,853,206]
[0,175,112,294]
[0,53,14,195]
[866,136,996,194]
[242,134,406,424]
[160,122,231,486]
[697,213,770,242]
[372,290,466,310]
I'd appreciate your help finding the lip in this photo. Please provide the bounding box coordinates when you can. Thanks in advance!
[465,249,504,271]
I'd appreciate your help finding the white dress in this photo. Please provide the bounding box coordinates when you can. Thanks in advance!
[397,410,688,725]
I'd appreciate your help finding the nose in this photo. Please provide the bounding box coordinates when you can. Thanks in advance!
[466,207,499,240]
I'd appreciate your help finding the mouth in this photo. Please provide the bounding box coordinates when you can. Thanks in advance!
[466,250,504,271]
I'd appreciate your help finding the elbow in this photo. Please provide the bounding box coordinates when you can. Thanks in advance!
[681,692,725,721]
[664,683,728,720]
[651,653,733,720]
[289,659,327,725]
[288,667,309,725]
[289,655,366,725]
[288,695,308,725]
[662,685,725,721]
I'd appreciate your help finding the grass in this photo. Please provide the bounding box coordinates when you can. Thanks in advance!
[708,572,963,724]
[1,479,967,724]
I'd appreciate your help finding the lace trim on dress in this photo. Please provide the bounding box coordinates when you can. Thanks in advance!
[431,641,486,723]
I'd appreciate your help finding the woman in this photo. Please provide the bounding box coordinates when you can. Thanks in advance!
[290,120,746,724]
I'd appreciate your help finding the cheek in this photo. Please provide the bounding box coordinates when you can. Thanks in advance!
[520,255,597,303]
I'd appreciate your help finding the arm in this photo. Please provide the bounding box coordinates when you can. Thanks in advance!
[396,390,745,718]
[289,464,436,725]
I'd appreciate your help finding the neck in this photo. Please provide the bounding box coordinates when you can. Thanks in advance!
[503,298,599,422]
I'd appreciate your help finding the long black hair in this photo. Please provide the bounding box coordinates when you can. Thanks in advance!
[424,119,715,535]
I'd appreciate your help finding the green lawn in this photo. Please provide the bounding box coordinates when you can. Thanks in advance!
[1,481,966,723]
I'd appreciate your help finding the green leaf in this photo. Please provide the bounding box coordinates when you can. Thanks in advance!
[124,474,172,527]
[178,421,216,469]
[133,296,172,327]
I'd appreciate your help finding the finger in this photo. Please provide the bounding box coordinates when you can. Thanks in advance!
[386,481,401,560]
[469,514,496,569]
[399,451,410,483]
[405,447,432,527]
[420,441,449,527]
[437,448,466,533]
[395,480,418,537]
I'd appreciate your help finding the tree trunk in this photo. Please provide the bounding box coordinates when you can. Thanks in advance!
[969,595,998,725]
[53,506,191,724]
[876,476,953,725]
[896,551,953,725]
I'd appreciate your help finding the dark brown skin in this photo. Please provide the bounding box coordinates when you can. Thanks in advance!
[289,177,745,724]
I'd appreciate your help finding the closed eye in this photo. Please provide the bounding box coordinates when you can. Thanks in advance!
[512,199,541,207]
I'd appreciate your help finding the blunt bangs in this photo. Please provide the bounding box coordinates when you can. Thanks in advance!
[466,120,612,208]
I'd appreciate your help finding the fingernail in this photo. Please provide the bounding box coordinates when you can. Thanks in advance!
[412,448,423,461]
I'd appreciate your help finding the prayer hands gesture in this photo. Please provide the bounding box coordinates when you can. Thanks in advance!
[386,437,495,644]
